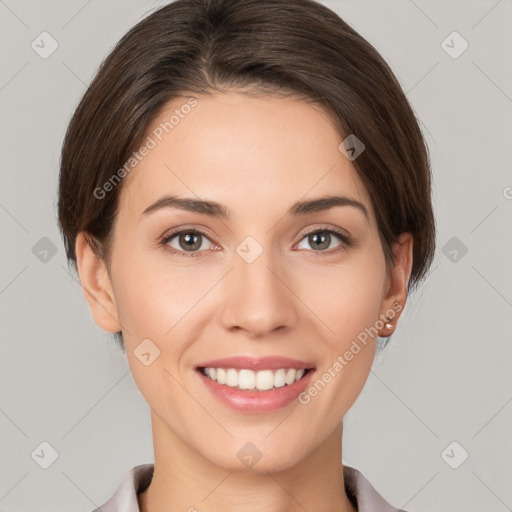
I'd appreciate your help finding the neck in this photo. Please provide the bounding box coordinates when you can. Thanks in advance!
[138,411,357,512]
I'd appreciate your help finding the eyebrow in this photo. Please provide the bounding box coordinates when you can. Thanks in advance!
[140,194,369,221]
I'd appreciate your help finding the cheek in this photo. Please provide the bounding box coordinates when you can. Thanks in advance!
[110,244,192,336]
[301,282,382,426]
[297,253,385,408]
[299,258,386,343]
[112,258,191,410]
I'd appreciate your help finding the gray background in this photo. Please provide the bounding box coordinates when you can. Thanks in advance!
[1,0,511,511]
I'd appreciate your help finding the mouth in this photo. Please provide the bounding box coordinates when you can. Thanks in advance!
[193,355,316,412]
[196,366,315,392]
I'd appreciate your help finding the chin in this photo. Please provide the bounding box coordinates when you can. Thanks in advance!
[201,439,307,474]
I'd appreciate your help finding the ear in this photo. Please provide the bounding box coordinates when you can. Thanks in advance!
[75,232,122,333]
[378,232,413,336]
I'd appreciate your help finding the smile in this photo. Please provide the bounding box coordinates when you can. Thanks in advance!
[195,366,316,413]
[200,367,310,391]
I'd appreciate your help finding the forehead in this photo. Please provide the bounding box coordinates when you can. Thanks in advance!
[117,91,375,225]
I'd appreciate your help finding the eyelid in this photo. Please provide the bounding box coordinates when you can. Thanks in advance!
[296,224,351,244]
[160,224,217,244]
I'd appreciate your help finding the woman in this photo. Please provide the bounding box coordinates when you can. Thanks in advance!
[57,0,435,510]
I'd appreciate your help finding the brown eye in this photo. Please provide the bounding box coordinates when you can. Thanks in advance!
[296,228,350,253]
[307,231,331,251]
[177,232,203,251]
[162,229,214,256]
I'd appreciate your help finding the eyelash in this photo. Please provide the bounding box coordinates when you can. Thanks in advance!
[158,227,353,258]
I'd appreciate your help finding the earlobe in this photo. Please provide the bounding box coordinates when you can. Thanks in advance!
[75,232,122,333]
[378,232,414,336]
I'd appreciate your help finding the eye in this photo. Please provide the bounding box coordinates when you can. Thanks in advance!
[160,229,215,257]
[295,228,351,254]
[159,226,352,258]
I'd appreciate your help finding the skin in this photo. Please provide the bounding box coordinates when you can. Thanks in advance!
[75,90,413,512]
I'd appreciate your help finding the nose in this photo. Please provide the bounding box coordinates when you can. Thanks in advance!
[219,245,299,337]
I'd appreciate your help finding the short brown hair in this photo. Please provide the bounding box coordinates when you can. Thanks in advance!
[58,0,436,351]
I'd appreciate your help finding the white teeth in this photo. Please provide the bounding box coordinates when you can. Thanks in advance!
[216,368,226,384]
[255,369,274,390]
[201,367,308,391]
[273,368,286,388]
[239,369,257,390]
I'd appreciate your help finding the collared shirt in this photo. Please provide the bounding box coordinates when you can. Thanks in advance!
[91,463,409,512]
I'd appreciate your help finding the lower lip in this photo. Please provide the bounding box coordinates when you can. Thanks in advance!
[196,368,315,413]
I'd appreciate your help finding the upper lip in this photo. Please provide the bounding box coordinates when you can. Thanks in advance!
[196,356,316,371]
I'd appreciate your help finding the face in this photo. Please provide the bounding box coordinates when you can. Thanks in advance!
[78,90,412,473]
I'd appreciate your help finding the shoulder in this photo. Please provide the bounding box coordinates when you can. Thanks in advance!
[344,465,410,512]
[89,463,154,512]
